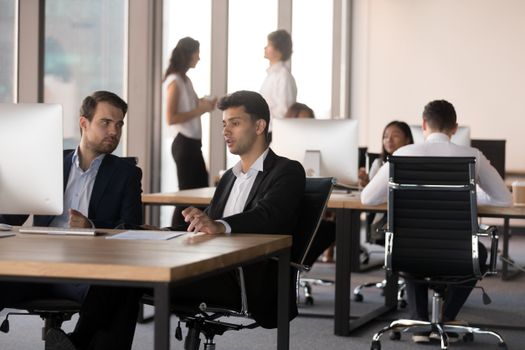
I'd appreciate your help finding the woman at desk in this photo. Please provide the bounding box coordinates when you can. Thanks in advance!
[164,37,216,226]
[358,121,414,246]
[359,120,414,187]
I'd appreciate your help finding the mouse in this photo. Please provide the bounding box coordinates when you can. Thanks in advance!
[0,223,13,231]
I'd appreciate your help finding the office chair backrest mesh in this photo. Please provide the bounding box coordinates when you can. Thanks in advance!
[387,156,478,277]
[295,177,335,266]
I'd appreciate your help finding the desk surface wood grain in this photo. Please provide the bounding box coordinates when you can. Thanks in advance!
[0,228,291,283]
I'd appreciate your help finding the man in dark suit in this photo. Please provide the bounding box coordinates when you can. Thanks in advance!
[0,91,142,311]
[49,90,305,350]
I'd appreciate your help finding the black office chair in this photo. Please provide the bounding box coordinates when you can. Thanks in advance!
[0,154,140,346]
[162,177,335,349]
[370,156,506,350]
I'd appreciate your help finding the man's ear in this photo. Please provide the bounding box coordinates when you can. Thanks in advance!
[450,123,459,135]
[79,116,88,130]
[255,119,267,135]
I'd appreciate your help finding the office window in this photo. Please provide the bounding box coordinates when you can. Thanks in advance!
[226,0,278,167]
[161,0,212,226]
[292,0,333,118]
[0,0,16,102]
[44,0,127,152]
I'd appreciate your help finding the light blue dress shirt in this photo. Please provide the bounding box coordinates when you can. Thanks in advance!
[49,149,105,227]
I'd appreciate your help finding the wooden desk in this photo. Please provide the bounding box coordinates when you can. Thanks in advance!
[143,188,525,337]
[0,228,292,350]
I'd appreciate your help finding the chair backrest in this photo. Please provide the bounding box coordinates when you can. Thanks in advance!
[293,177,335,267]
[385,156,481,278]
[471,139,505,179]
[366,152,380,171]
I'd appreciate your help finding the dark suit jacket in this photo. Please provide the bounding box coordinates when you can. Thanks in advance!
[206,148,305,328]
[0,150,143,229]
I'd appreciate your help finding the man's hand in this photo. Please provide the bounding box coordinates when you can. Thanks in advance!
[182,207,225,234]
[68,209,93,228]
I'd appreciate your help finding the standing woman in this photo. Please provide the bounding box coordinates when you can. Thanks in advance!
[260,29,297,138]
[164,37,216,225]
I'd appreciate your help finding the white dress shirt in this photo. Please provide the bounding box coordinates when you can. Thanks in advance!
[218,149,269,233]
[361,133,512,207]
[260,61,297,130]
[50,149,105,227]
[164,73,201,139]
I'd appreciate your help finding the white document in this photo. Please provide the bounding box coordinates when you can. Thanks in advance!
[106,230,186,241]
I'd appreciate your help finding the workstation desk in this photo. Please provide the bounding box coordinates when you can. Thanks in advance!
[142,187,525,337]
[0,227,292,350]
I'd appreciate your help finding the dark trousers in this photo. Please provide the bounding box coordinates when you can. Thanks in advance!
[0,282,88,311]
[171,133,209,226]
[405,243,488,322]
[70,272,241,350]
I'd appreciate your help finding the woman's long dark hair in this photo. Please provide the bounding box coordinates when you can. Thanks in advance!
[163,37,200,81]
[380,120,414,161]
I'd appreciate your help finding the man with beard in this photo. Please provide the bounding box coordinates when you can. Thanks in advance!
[0,90,142,313]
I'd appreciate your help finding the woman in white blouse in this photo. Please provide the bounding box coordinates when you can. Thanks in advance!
[164,37,216,225]
[359,121,414,187]
[260,29,297,138]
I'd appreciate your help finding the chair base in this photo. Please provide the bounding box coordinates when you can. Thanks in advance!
[353,278,407,308]
[180,314,258,350]
[371,319,507,349]
[299,278,334,306]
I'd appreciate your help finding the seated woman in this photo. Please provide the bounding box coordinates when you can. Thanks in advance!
[359,120,414,187]
[359,121,414,242]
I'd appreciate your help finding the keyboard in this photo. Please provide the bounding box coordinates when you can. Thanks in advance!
[18,226,99,236]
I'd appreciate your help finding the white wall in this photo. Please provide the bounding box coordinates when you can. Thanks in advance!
[352,0,525,172]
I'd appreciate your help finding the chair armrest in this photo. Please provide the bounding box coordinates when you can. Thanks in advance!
[477,225,499,274]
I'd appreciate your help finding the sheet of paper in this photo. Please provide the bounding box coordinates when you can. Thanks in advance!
[106,230,186,241]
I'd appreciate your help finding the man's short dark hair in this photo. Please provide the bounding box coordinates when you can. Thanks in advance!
[218,90,270,140]
[268,29,293,61]
[80,91,128,121]
[422,99,457,131]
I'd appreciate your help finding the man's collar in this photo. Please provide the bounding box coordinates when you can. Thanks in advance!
[73,147,105,172]
[425,132,451,142]
[232,148,269,177]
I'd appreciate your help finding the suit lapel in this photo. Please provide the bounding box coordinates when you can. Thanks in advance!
[63,150,74,191]
[243,149,277,209]
[210,171,236,219]
[88,155,116,218]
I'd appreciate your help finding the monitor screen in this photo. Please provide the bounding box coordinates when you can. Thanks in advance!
[410,125,471,146]
[272,118,359,185]
[0,103,63,215]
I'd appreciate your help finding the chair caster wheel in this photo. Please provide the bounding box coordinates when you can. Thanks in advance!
[370,340,381,350]
[389,331,401,340]
[462,332,474,342]
[497,342,507,349]
[305,296,314,305]
[354,293,363,302]
[398,299,407,308]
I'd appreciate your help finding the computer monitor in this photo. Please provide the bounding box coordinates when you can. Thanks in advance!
[272,118,359,185]
[409,125,471,146]
[0,103,63,215]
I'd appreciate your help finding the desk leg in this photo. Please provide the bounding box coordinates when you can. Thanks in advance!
[334,208,355,336]
[501,218,510,279]
[277,248,290,350]
[154,283,171,350]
